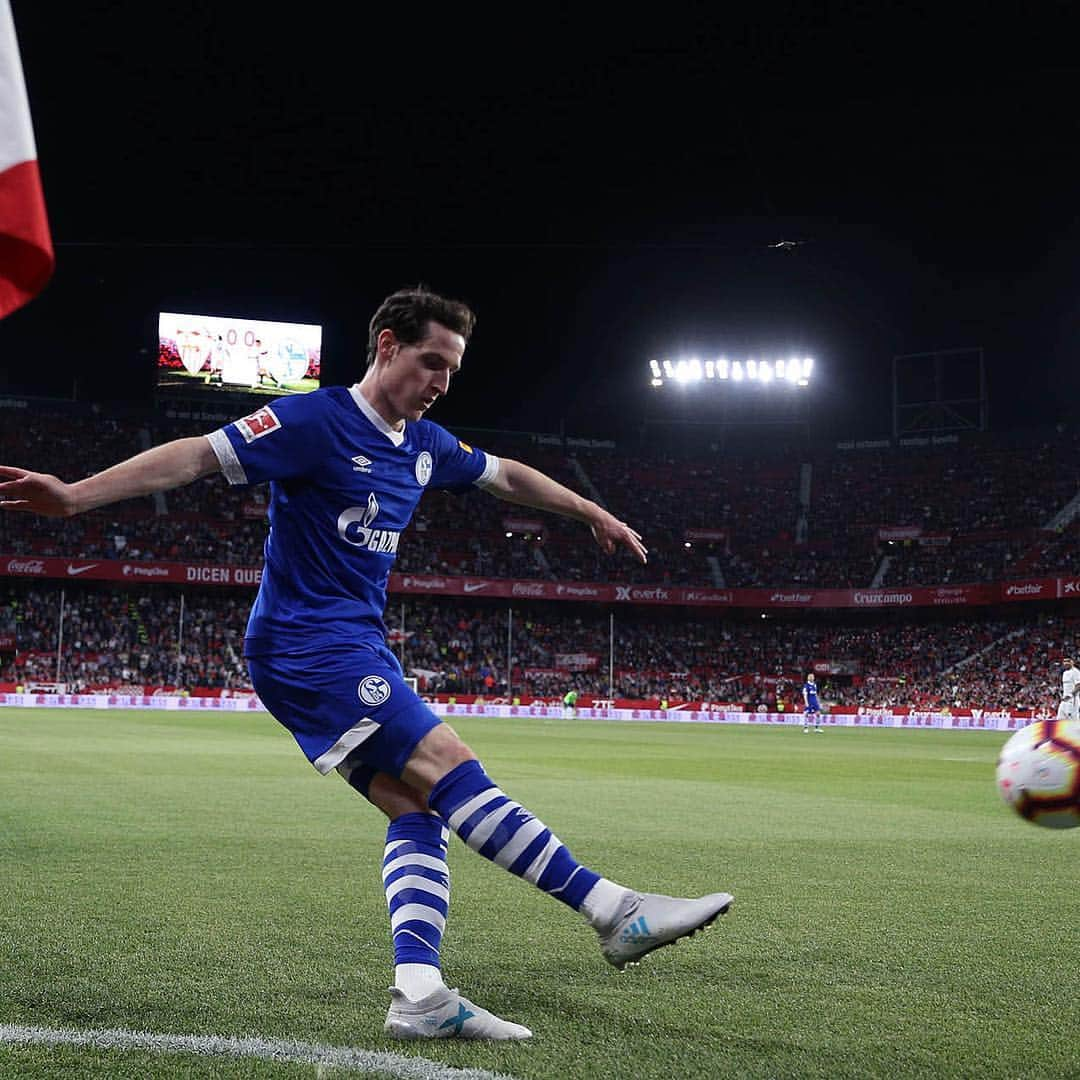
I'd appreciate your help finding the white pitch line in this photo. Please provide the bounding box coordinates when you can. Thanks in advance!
[0,1024,519,1080]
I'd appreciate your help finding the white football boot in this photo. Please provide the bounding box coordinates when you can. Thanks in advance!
[384,985,532,1040]
[598,890,733,970]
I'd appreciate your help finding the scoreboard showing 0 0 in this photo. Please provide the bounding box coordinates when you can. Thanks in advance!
[156,311,322,398]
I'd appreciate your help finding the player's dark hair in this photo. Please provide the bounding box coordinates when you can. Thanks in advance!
[366,286,476,368]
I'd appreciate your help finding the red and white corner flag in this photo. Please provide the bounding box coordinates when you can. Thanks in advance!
[0,0,53,320]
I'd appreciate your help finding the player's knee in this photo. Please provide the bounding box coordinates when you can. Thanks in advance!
[402,722,477,796]
[337,755,430,818]
[368,774,432,819]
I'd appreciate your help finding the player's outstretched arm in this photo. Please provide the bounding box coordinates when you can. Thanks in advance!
[0,436,221,518]
[484,456,647,564]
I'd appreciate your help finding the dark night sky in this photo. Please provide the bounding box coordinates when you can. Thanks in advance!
[3,3,1078,443]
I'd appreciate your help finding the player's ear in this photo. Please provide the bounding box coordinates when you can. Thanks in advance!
[377,328,399,363]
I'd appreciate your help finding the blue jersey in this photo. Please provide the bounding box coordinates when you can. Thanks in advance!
[207,385,497,656]
[803,681,820,710]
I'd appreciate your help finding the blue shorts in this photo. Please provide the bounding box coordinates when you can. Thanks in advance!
[248,641,441,778]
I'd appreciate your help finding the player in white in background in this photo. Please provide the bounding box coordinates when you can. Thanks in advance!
[0,286,733,1042]
[1058,657,1080,721]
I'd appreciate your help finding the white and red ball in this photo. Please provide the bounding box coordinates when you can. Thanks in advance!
[997,719,1080,829]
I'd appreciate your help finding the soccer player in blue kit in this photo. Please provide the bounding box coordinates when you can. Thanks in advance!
[0,287,732,1041]
[803,672,823,733]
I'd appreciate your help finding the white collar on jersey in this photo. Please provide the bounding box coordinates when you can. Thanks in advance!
[349,384,406,447]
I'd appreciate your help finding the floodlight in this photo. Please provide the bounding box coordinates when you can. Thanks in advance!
[645,350,815,389]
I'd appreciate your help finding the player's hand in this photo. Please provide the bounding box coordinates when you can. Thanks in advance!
[589,507,648,564]
[0,467,79,517]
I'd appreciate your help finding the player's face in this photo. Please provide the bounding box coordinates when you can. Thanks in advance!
[377,322,464,423]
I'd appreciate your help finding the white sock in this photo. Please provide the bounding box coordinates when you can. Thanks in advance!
[580,878,631,929]
[394,963,446,1002]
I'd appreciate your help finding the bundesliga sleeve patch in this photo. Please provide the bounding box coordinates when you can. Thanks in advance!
[234,406,282,443]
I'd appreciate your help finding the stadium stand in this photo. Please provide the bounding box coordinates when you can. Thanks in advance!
[3,398,1080,711]
[3,402,1080,589]
[3,579,1078,713]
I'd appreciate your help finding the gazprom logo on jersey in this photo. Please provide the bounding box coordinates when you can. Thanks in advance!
[358,675,392,707]
[415,450,433,486]
[337,492,401,554]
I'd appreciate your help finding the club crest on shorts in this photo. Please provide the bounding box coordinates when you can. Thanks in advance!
[358,675,392,706]
[415,451,433,486]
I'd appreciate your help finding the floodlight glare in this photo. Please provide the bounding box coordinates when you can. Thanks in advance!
[645,351,815,389]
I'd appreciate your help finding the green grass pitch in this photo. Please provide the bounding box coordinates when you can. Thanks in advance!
[2,709,1079,1078]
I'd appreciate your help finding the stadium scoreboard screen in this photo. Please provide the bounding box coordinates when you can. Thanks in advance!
[157,312,321,397]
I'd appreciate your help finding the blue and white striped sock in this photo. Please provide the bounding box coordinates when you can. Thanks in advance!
[383,812,450,1000]
[429,760,622,921]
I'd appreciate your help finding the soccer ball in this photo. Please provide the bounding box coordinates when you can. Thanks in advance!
[996,719,1080,828]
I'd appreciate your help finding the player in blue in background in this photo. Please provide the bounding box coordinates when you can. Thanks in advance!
[0,286,732,1041]
[803,672,823,733]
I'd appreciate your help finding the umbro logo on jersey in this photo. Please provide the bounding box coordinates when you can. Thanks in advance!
[352,455,372,473]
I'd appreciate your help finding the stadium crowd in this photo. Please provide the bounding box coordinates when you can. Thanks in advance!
[3,406,1080,591]
[3,401,1080,711]
[3,582,1075,713]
